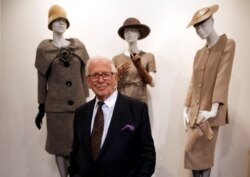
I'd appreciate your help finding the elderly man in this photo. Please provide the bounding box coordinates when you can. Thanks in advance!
[68,56,156,177]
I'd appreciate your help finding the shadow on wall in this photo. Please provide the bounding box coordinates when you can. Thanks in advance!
[149,53,191,177]
[213,74,242,177]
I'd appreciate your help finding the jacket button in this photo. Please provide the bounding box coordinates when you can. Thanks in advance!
[198,84,202,88]
[196,99,200,103]
[68,100,74,105]
[66,81,72,87]
[201,66,205,71]
[64,62,70,67]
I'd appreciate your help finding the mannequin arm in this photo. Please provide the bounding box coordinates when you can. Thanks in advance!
[35,104,45,129]
[197,103,219,124]
[183,106,189,131]
[130,53,153,85]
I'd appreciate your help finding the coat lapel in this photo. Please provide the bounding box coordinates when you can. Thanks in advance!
[82,98,96,160]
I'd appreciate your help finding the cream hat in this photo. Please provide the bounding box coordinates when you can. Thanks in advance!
[187,4,219,28]
[48,4,70,30]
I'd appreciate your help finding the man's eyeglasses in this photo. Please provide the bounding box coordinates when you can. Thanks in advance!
[88,72,114,82]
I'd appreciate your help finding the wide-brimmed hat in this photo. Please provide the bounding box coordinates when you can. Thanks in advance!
[187,4,219,28]
[118,17,150,40]
[48,4,70,30]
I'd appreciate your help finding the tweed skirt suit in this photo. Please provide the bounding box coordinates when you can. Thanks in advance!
[35,38,89,155]
[184,34,235,170]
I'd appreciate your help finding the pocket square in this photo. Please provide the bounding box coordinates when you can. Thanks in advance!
[121,124,135,132]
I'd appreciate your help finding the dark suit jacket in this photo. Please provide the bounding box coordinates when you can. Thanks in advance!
[68,92,156,177]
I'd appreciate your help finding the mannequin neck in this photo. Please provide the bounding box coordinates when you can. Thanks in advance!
[128,41,140,54]
[206,30,219,48]
[52,32,70,48]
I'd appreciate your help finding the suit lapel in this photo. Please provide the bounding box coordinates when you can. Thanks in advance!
[82,98,96,159]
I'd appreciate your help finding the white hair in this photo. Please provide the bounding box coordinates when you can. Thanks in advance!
[85,56,117,76]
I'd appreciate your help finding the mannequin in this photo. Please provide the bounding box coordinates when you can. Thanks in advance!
[183,5,235,177]
[34,5,89,177]
[112,17,156,103]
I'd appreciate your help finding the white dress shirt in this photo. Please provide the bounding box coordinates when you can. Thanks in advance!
[91,90,118,147]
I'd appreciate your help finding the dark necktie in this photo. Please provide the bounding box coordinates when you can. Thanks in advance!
[91,101,104,160]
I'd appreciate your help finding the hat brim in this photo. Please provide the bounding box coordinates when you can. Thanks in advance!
[48,18,70,30]
[187,4,219,28]
[118,24,150,40]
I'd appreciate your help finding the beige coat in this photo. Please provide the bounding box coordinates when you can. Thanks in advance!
[35,38,89,112]
[185,34,236,127]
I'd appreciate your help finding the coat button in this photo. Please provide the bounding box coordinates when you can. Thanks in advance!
[198,84,202,88]
[64,62,70,67]
[206,49,210,54]
[66,81,72,87]
[68,100,74,105]
[196,99,200,103]
[201,66,205,71]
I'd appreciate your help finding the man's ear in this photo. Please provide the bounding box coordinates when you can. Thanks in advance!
[86,77,92,88]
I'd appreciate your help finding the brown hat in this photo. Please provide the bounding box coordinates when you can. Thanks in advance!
[118,17,150,40]
[187,4,219,28]
[48,4,70,30]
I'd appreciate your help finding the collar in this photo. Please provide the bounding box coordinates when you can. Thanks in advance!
[95,90,118,108]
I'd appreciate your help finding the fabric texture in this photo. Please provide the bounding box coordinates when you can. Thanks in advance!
[184,34,235,127]
[184,34,235,170]
[35,38,89,155]
[112,51,156,103]
[35,38,89,112]
[185,126,219,170]
[45,112,74,155]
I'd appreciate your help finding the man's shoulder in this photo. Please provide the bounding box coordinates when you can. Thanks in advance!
[75,99,95,113]
[118,93,146,108]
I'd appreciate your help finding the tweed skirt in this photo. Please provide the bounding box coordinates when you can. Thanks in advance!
[184,126,219,170]
[45,112,74,156]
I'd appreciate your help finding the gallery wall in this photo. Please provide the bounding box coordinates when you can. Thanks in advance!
[1,0,250,177]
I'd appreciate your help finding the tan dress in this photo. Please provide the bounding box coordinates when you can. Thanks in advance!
[184,34,235,169]
[35,38,89,155]
[112,51,156,103]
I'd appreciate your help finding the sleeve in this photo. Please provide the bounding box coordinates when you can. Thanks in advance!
[184,50,201,107]
[80,45,90,98]
[133,103,156,177]
[37,71,47,104]
[212,39,236,104]
[73,38,90,98]
[147,53,156,73]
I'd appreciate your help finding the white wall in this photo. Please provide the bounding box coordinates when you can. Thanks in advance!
[1,0,250,177]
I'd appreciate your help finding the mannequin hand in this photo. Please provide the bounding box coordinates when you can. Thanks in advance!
[35,104,45,129]
[130,53,141,66]
[197,103,219,124]
[130,53,152,84]
[183,107,189,131]
[117,62,130,77]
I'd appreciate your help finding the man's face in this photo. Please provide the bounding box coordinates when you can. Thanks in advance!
[51,18,67,33]
[194,18,213,39]
[124,28,140,42]
[87,60,117,101]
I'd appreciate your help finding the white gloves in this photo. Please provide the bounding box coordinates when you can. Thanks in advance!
[183,106,189,131]
[183,103,219,131]
[197,103,219,124]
